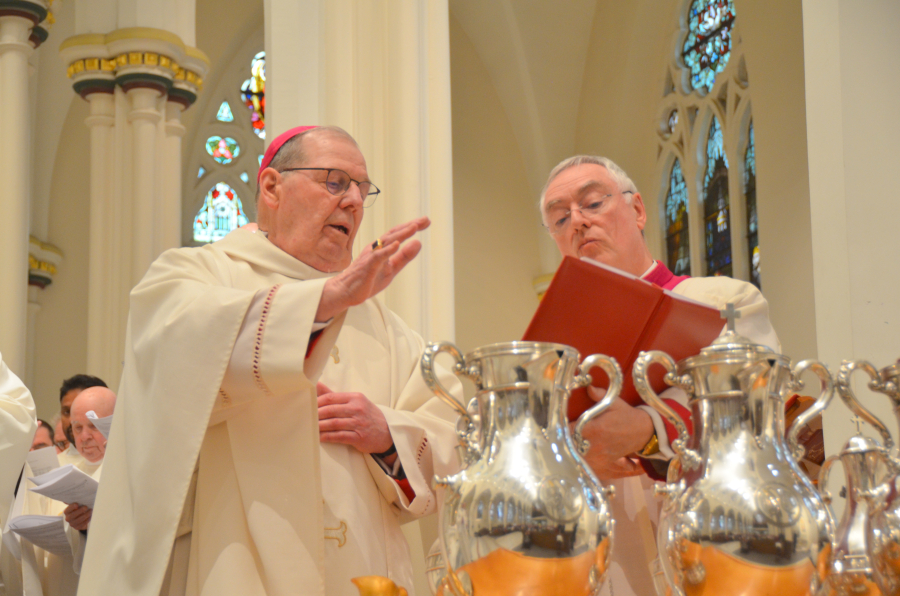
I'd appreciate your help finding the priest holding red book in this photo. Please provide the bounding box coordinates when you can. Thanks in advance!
[539,155,780,596]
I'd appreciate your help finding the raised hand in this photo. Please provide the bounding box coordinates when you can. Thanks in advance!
[315,216,430,322]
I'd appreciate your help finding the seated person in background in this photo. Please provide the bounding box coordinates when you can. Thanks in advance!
[31,419,54,451]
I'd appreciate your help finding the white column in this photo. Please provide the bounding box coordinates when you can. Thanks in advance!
[160,100,185,251]
[127,86,163,285]
[264,0,455,342]
[84,91,116,378]
[0,14,36,372]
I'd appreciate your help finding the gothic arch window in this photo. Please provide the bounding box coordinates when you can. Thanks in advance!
[183,47,266,246]
[657,0,760,286]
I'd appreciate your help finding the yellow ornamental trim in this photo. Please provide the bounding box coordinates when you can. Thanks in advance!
[144,52,159,66]
[71,60,84,74]
[84,58,99,71]
[101,58,116,71]
[128,52,142,65]
[174,67,185,80]
[159,55,172,69]
[116,54,128,67]
[185,71,197,84]
[28,255,58,276]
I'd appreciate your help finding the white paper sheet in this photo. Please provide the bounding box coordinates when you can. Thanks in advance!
[8,515,72,557]
[85,410,113,439]
[26,446,60,478]
[28,465,98,509]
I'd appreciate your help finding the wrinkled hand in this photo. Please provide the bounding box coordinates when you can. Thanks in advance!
[316,217,430,322]
[63,503,92,531]
[573,388,655,481]
[317,382,394,458]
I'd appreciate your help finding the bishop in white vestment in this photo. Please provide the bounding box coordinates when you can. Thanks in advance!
[540,155,780,596]
[78,126,461,596]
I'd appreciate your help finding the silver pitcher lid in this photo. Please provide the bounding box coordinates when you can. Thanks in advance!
[680,329,786,372]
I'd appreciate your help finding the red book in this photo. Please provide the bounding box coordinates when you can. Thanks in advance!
[522,257,724,420]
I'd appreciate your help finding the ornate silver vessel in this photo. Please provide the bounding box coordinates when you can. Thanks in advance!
[634,330,834,596]
[420,341,619,596]
[834,359,900,595]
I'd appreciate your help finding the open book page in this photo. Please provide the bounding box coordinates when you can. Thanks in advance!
[26,446,60,478]
[86,410,113,439]
[8,515,72,557]
[28,465,98,508]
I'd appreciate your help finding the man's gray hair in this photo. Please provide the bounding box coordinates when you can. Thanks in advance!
[256,125,359,202]
[539,155,639,214]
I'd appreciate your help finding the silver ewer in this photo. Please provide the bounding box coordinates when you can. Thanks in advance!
[420,341,619,596]
[834,359,900,595]
[634,330,834,596]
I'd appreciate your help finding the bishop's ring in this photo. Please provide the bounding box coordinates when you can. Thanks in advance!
[372,238,384,250]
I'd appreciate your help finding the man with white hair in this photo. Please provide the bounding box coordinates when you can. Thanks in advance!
[0,353,37,596]
[540,155,780,596]
[79,125,461,596]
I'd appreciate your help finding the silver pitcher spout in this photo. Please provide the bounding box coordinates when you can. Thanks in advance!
[421,341,620,596]
[634,330,834,596]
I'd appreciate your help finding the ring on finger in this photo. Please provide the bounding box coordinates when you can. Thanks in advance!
[372,238,384,250]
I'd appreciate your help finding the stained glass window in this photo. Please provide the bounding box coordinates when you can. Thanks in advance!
[216,101,234,122]
[193,182,249,243]
[240,172,249,183]
[703,117,732,276]
[665,159,691,276]
[682,0,736,93]
[197,166,205,178]
[206,136,241,165]
[744,121,760,287]
[241,51,266,139]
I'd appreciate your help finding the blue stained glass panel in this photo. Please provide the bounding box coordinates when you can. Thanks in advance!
[665,159,691,276]
[216,101,234,122]
[241,51,266,139]
[703,116,732,276]
[197,166,205,178]
[193,182,250,243]
[206,136,241,165]
[240,172,249,183]
[682,0,736,93]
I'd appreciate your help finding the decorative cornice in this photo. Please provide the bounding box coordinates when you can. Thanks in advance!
[60,27,208,105]
[28,236,62,289]
[0,0,49,26]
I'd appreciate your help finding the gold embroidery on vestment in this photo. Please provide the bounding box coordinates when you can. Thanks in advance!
[325,520,348,547]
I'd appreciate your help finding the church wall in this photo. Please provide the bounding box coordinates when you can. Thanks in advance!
[449,14,542,354]
[31,98,93,420]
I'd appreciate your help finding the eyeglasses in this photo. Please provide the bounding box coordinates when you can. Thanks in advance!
[280,167,381,208]
[54,440,68,450]
[544,191,633,234]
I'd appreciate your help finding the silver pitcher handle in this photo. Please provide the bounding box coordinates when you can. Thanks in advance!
[786,359,835,461]
[421,341,471,423]
[836,360,895,451]
[572,355,622,455]
[817,455,839,505]
[633,350,701,471]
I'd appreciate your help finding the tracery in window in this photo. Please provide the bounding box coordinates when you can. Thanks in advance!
[216,101,234,122]
[745,121,760,287]
[193,182,249,243]
[682,0,736,94]
[206,136,241,165]
[665,159,691,276]
[703,117,732,276]
[241,51,266,139]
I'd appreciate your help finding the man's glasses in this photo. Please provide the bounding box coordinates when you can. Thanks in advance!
[544,191,633,234]
[280,167,381,208]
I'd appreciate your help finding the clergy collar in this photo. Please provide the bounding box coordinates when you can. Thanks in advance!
[212,227,340,281]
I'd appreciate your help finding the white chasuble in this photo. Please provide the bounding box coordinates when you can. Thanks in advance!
[77,229,461,596]
[0,354,37,596]
[602,274,780,596]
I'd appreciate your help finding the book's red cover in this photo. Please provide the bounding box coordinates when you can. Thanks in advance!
[522,257,724,420]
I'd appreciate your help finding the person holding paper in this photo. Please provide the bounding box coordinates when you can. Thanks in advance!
[540,155,780,596]
[0,352,38,596]
[78,125,461,596]
[57,375,107,468]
